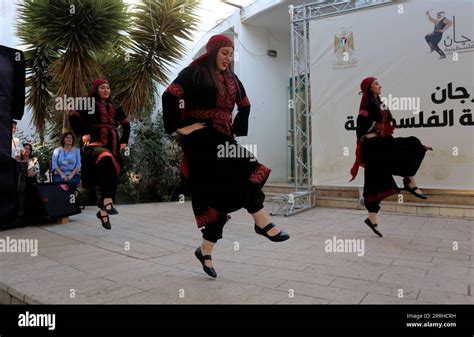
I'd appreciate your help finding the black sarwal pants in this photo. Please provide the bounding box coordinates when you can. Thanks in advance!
[362,136,428,213]
[181,127,270,243]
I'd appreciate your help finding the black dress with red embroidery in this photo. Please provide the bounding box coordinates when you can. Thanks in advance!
[356,99,427,212]
[69,101,130,187]
[162,65,270,233]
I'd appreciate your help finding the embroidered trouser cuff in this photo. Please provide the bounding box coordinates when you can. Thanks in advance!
[201,214,230,243]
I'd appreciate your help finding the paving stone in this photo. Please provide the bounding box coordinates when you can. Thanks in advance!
[360,293,425,304]
[1,202,473,304]
[277,280,367,304]
[417,289,474,304]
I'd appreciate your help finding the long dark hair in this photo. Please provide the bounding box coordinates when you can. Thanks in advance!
[21,143,33,160]
[364,88,394,122]
[93,85,118,112]
[183,48,242,98]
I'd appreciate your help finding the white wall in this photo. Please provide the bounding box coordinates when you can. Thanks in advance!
[234,23,290,183]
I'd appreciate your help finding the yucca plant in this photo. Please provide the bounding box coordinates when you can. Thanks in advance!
[16,0,199,140]
[114,0,199,117]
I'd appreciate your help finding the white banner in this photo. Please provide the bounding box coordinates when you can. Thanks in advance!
[310,0,474,190]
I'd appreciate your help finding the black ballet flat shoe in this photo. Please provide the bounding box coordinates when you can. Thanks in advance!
[194,247,217,278]
[254,223,290,242]
[96,211,112,230]
[403,177,428,200]
[104,202,119,215]
[364,218,383,237]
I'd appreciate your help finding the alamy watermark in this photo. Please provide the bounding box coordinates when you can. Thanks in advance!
[325,236,365,257]
[0,236,38,257]
[18,311,55,330]
[55,95,95,114]
[217,142,257,162]
[380,95,421,114]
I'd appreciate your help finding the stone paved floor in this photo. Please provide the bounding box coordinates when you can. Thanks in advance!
[0,202,473,304]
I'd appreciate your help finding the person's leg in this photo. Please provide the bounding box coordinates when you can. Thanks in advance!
[96,156,118,217]
[434,45,446,58]
[52,174,63,183]
[200,239,215,268]
[244,185,286,237]
[394,137,429,195]
[366,201,380,224]
[252,209,282,236]
[199,214,229,268]
[68,175,81,193]
[425,33,435,51]
[405,176,425,195]
[364,200,382,236]
[431,34,446,58]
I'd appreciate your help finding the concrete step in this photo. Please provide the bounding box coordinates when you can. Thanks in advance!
[314,196,474,219]
[264,184,474,206]
[263,184,474,218]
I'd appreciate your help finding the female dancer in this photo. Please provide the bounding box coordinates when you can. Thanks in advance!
[69,79,130,230]
[350,77,432,237]
[162,34,289,278]
[424,11,452,60]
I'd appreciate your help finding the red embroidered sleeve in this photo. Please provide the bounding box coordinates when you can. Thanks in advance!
[237,95,250,108]
[359,109,369,118]
[165,83,184,99]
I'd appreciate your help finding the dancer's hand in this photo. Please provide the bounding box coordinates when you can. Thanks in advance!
[363,133,379,140]
[177,123,206,136]
[120,143,127,151]
[82,134,91,146]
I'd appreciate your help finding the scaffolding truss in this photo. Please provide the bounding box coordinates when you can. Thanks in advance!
[270,0,396,217]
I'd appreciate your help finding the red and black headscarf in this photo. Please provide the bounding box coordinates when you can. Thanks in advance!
[191,34,234,65]
[349,77,376,182]
[88,78,109,97]
[359,76,377,112]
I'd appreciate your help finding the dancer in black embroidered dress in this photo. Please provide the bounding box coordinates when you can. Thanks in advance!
[162,34,290,278]
[69,79,130,230]
[350,77,433,237]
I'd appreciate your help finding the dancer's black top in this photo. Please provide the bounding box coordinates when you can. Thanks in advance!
[162,65,250,138]
[162,64,271,229]
[69,100,130,186]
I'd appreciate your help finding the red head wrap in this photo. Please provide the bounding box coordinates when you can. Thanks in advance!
[349,76,377,182]
[88,79,109,97]
[359,76,376,111]
[191,34,234,65]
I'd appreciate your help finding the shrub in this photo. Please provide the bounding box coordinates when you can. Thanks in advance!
[117,115,183,203]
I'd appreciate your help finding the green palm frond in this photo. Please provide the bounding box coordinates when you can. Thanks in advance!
[17,0,130,133]
[16,0,200,134]
[115,0,200,117]
[23,47,58,143]
[17,0,129,54]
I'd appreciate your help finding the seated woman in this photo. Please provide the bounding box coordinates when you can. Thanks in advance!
[21,143,40,182]
[51,132,81,191]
